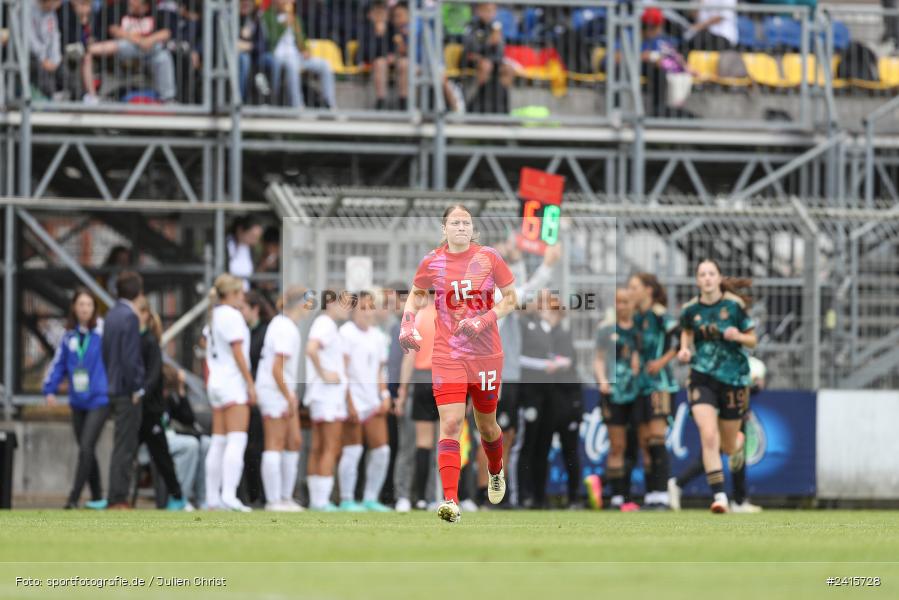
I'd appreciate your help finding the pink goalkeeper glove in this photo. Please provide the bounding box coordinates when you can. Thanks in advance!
[398,311,422,353]
[455,310,497,339]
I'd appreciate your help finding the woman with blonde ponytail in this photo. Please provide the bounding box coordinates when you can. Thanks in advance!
[204,273,256,512]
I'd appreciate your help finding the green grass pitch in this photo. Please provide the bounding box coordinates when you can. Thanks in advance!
[1,510,897,599]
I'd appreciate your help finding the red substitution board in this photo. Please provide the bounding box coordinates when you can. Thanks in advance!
[516,167,566,256]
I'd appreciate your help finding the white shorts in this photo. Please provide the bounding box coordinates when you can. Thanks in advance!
[207,385,248,410]
[258,388,289,420]
[350,391,384,423]
[355,403,382,424]
[309,398,348,423]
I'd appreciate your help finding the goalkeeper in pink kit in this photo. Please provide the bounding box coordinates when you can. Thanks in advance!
[398,205,518,523]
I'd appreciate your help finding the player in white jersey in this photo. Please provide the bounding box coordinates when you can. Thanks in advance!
[256,287,313,512]
[336,291,392,512]
[304,291,352,511]
[204,274,256,512]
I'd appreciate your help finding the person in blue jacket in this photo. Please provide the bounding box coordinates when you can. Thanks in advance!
[43,287,110,509]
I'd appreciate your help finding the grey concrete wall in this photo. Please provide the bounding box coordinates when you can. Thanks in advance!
[2,420,114,500]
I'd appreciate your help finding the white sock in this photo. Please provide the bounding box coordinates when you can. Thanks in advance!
[204,434,226,508]
[307,475,323,508]
[610,495,625,507]
[363,445,391,503]
[306,475,319,507]
[281,451,300,501]
[221,431,248,505]
[338,444,364,502]
[261,451,282,505]
[322,476,335,506]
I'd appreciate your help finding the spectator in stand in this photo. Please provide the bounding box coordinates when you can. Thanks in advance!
[30,0,67,100]
[389,1,461,113]
[43,287,110,510]
[358,0,404,110]
[227,216,263,289]
[641,8,692,117]
[155,0,198,104]
[82,0,176,103]
[238,0,268,102]
[462,2,513,114]
[135,298,188,510]
[261,0,336,109]
[102,270,146,510]
[683,0,738,51]
[58,0,98,99]
[388,1,412,111]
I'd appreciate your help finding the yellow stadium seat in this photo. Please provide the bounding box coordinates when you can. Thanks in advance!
[688,51,719,83]
[782,53,817,87]
[569,47,607,83]
[444,43,465,78]
[744,53,793,88]
[880,56,899,87]
[850,56,899,91]
[307,39,365,76]
[688,51,751,86]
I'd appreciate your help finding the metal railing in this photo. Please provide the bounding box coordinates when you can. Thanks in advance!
[2,0,899,133]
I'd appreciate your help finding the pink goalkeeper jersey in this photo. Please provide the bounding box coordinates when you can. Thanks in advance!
[413,244,515,366]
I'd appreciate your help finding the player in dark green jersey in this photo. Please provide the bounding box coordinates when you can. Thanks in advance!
[594,288,641,511]
[628,273,679,510]
[677,259,757,514]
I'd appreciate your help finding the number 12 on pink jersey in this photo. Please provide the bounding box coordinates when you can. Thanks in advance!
[479,370,497,391]
[450,279,473,301]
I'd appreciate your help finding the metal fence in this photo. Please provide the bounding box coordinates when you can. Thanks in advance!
[267,185,899,391]
[2,0,898,131]
[5,189,899,410]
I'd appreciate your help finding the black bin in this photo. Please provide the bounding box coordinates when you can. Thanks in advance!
[0,430,17,509]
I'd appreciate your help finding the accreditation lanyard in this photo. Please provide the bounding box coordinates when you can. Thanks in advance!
[72,332,91,394]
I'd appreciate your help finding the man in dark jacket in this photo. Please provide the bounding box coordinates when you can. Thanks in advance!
[102,270,146,509]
